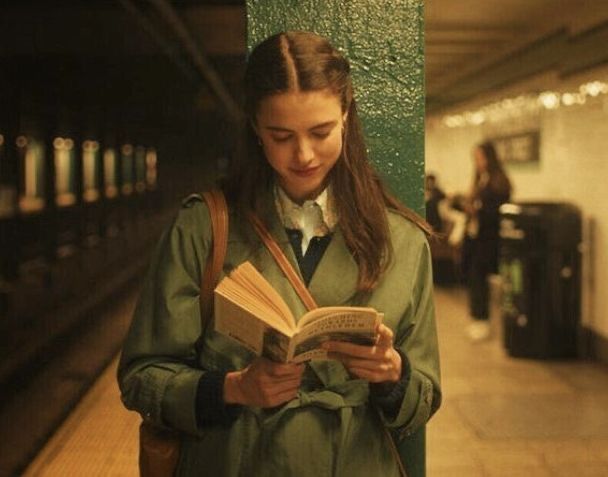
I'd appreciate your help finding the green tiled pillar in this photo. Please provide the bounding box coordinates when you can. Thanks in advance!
[247,0,425,215]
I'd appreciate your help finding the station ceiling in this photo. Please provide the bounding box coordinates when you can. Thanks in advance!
[2,1,608,118]
[425,0,608,112]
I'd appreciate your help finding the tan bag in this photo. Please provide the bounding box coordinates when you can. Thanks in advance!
[139,424,181,477]
[139,189,229,477]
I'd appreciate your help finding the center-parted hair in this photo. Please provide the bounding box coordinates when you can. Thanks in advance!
[226,31,430,292]
[243,32,352,116]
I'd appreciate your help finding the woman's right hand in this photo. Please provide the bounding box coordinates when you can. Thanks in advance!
[223,357,304,408]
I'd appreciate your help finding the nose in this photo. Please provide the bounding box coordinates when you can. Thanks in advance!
[294,138,314,165]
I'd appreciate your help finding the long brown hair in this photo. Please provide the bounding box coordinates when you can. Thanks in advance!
[474,142,512,198]
[225,31,430,292]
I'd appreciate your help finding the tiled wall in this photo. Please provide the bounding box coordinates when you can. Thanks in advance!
[426,90,608,341]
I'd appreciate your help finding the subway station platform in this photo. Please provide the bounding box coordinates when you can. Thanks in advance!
[21,286,608,477]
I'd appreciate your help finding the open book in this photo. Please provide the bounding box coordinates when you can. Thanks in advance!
[213,261,383,363]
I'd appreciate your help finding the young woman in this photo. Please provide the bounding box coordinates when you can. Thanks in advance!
[118,31,441,476]
[463,142,512,341]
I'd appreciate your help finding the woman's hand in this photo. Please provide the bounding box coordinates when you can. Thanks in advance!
[224,357,304,408]
[323,324,402,383]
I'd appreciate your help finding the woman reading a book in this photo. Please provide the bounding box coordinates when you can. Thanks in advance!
[119,31,441,476]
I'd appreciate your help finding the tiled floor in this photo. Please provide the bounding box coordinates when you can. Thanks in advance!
[23,286,608,476]
[427,286,608,477]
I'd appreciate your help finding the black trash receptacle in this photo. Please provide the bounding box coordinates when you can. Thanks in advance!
[498,202,581,358]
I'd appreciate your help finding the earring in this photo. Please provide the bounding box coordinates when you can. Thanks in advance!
[257,137,263,146]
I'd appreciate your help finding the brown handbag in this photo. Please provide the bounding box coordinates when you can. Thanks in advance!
[139,189,229,477]
[247,212,409,477]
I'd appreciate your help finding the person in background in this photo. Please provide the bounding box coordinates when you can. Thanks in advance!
[117,30,441,476]
[424,173,446,233]
[463,141,512,341]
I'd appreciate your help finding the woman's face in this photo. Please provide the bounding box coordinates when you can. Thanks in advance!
[254,89,346,203]
[474,147,488,172]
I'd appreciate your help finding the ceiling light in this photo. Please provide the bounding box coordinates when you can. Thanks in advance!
[539,92,560,109]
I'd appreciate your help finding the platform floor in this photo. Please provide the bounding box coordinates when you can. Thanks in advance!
[23,286,608,476]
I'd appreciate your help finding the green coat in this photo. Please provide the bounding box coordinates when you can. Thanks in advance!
[118,192,441,476]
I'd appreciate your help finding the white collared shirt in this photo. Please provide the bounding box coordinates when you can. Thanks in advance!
[274,185,338,255]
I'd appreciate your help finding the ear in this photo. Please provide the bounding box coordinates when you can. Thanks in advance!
[342,111,349,123]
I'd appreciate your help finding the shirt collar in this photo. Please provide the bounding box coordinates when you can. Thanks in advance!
[274,184,338,235]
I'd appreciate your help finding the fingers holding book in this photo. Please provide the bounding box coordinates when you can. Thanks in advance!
[224,357,305,408]
[322,324,402,384]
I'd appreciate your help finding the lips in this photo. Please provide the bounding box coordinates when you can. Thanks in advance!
[291,165,320,177]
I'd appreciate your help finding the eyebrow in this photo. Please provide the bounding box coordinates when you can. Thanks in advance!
[265,120,338,133]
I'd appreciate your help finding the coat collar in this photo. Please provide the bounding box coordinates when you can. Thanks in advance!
[307,227,359,307]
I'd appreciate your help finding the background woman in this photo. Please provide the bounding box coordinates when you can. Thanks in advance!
[118,31,441,476]
[463,141,512,341]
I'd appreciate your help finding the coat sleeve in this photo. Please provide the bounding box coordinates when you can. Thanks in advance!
[377,235,442,439]
[117,200,213,436]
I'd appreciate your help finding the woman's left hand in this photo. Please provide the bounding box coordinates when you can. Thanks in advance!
[323,324,402,383]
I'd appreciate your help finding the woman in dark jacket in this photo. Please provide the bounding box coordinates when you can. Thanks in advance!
[463,141,512,341]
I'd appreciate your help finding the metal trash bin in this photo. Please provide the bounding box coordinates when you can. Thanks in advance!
[498,202,581,358]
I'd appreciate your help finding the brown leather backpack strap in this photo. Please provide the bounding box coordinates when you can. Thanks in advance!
[247,211,318,312]
[384,428,409,477]
[200,189,229,324]
[139,189,229,477]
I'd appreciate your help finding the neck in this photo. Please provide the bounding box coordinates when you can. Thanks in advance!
[279,184,326,205]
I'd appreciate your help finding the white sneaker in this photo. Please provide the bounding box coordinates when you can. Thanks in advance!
[467,321,491,342]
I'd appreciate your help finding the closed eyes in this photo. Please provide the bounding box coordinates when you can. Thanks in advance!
[270,130,332,143]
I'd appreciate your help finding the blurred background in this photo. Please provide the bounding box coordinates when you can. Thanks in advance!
[424,0,608,358]
[1,1,608,476]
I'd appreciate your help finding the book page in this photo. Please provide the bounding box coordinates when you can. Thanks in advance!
[215,274,293,335]
[290,308,383,363]
[229,262,296,329]
[214,292,293,360]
